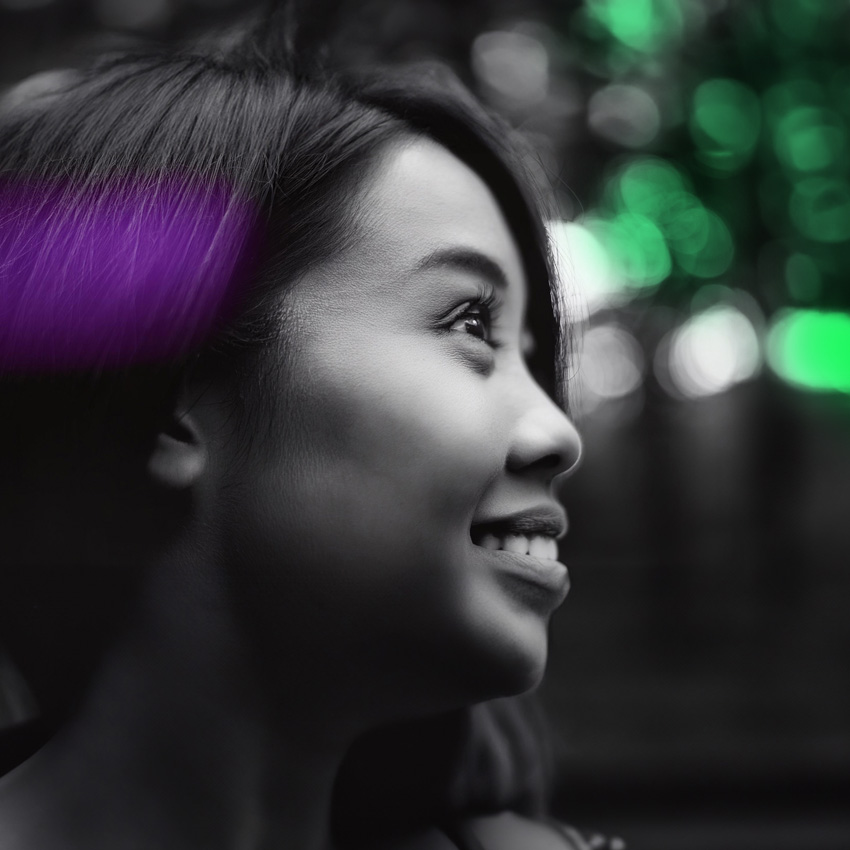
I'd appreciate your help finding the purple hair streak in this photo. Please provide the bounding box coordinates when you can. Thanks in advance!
[0,176,263,373]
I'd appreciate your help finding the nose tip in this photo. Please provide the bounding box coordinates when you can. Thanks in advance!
[507,392,583,479]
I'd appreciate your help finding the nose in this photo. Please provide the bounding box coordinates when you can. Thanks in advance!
[506,372,583,480]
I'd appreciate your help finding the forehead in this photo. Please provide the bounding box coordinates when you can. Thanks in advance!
[351,137,527,295]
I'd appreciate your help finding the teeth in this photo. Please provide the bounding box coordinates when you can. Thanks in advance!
[503,534,528,554]
[476,533,559,559]
[528,536,558,560]
[479,533,501,551]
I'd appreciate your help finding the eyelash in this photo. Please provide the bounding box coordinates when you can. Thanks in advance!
[445,288,501,348]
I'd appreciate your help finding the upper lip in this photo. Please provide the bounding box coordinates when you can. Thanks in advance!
[470,505,568,541]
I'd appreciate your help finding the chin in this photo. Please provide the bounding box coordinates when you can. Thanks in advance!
[452,613,552,705]
[491,637,549,698]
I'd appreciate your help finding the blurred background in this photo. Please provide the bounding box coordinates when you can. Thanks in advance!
[2,0,849,848]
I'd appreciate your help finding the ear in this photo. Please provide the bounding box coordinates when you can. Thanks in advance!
[147,411,207,491]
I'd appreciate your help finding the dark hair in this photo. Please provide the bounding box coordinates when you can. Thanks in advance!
[0,10,567,843]
[0,16,566,395]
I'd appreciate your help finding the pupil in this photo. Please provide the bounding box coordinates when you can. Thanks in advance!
[466,317,485,338]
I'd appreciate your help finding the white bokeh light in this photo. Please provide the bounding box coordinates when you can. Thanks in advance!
[548,219,635,318]
[576,323,645,414]
[660,304,761,398]
[588,83,662,148]
[471,30,549,106]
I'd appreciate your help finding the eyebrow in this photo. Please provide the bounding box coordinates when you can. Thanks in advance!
[414,247,510,291]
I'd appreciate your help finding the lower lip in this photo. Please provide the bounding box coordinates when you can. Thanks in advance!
[476,546,570,609]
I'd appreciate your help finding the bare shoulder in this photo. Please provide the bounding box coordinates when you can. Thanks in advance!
[462,812,624,850]
[378,813,625,850]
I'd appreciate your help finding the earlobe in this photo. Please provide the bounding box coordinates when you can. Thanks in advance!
[147,415,207,490]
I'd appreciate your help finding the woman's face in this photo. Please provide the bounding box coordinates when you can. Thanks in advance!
[213,137,581,720]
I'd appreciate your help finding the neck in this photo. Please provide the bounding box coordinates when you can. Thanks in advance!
[0,546,358,850]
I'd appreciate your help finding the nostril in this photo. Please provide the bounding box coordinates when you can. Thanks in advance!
[506,403,583,477]
[509,450,572,475]
[533,453,564,471]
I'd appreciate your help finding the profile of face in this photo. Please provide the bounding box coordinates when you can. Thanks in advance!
[200,137,582,723]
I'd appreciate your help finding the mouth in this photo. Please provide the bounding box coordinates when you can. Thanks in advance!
[470,509,570,609]
[470,529,559,560]
[469,507,567,562]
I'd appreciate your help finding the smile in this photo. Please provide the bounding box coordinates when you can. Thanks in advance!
[469,504,567,557]
[475,533,558,561]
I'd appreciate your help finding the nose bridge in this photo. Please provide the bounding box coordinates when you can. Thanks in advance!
[507,363,582,478]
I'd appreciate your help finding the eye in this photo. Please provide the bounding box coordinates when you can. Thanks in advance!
[448,300,493,344]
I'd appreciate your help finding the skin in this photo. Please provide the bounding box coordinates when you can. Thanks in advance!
[213,136,582,717]
[0,137,581,850]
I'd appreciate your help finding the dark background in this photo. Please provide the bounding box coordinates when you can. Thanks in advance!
[2,1,849,848]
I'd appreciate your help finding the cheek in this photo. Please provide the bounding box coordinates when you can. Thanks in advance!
[215,339,547,705]
[294,337,505,531]
[222,341,498,614]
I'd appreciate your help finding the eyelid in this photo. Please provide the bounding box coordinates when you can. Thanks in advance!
[442,279,500,318]
[445,288,501,345]
[444,299,490,327]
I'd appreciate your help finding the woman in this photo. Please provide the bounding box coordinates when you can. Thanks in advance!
[0,7,615,849]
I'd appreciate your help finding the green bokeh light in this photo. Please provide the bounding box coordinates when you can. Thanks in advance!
[574,0,850,324]
[656,191,706,249]
[774,107,846,172]
[672,209,735,278]
[767,309,850,392]
[769,0,844,43]
[612,157,688,218]
[690,78,761,172]
[763,79,825,125]
[785,252,822,301]
[590,212,672,289]
[584,0,684,53]
[789,177,850,242]
[602,156,734,281]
